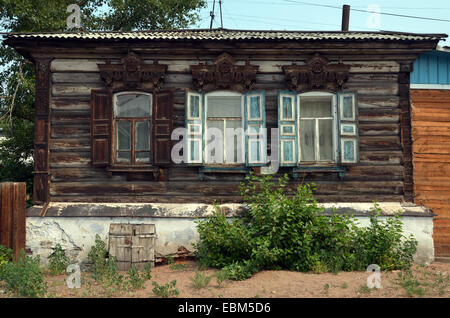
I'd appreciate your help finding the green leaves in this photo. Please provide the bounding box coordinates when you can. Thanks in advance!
[195,173,418,279]
[0,250,47,297]
[48,243,70,276]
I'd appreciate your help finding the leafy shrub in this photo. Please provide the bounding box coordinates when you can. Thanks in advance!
[194,173,418,279]
[87,235,119,285]
[152,280,179,298]
[0,245,13,268]
[127,267,145,289]
[48,243,70,275]
[0,250,47,297]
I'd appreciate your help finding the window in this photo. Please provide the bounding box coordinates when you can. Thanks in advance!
[113,92,152,165]
[186,90,266,166]
[278,91,358,166]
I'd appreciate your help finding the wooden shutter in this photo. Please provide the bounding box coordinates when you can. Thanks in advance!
[278,91,298,166]
[337,92,359,164]
[152,90,173,166]
[245,91,266,166]
[185,91,203,164]
[90,90,111,166]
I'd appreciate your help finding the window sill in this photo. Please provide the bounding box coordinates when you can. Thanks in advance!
[199,166,250,181]
[292,166,345,180]
[107,165,160,179]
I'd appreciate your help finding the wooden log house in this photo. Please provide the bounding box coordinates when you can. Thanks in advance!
[3,29,447,265]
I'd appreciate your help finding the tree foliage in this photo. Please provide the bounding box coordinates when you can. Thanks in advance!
[0,0,206,198]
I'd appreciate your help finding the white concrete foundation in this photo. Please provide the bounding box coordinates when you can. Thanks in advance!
[26,202,435,267]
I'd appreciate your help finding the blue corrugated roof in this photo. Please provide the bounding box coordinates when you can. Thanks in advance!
[411,49,450,85]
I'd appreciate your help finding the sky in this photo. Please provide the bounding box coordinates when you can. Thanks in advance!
[193,0,450,46]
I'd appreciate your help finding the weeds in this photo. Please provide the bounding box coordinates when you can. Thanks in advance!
[127,267,145,289]
[0,250,47,297]
[190,271,213,289]
[152,280,179,298]
[395,271,425,297]
[48,244,70,275]
[143,262,152,280]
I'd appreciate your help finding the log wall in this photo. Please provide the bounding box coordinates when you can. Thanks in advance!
[411,89,450,256]
[35,44,416,204]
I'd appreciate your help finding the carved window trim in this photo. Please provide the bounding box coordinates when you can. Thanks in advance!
[190,53,259,92]
[283,53,350,93]
[98,52,168,90]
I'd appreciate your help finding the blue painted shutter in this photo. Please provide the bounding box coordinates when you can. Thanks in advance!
[337,93,359,164]
[185,91,203,164]
[278,91,298,166]
[244,91,266,166]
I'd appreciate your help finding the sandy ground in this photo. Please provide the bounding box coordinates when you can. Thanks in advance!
[8,260,443,298]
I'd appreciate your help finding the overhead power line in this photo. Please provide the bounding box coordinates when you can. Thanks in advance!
[282,0,450,23]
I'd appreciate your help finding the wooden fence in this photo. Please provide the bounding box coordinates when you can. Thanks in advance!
[411,89,450,257]
[0,182,26,260]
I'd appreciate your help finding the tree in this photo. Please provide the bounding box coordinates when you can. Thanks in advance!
[0,0,207,200]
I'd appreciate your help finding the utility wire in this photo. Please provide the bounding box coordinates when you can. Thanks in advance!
[282,0,450,23]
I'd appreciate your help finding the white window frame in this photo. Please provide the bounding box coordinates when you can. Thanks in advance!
[297,91,338,164]
[204,90,245,165]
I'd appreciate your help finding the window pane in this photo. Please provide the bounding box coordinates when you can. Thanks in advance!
[250,140,261,162]
[319,119,333,161]
[190,95,200,118]
[300,96,332,118]
[117,121,131,151]
[207,96,241,118]
[226,120,243,163]
[249,96,261,119]
[342,96,354,119]
[190,140,200,162]
[282,96,293,119]
[136,121,150,151]
[300,119,315,161]
[206,120,224,163]
[136,152,150,163]
[116,93,151,117]
[117,151,131,163]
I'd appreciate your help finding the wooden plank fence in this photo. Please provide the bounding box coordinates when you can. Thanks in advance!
[0,182,26,260]
[411,89,450,257]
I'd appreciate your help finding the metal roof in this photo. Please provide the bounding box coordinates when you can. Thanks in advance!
[4,28,447,42]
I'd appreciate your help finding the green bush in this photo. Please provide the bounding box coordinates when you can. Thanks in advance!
[194,173,418,279]
[48,243,70,275]
[127,267,145,289]
[0,245,13,267]
[87,234,119,285]
[0,250,47,297]
[152,280,179,298]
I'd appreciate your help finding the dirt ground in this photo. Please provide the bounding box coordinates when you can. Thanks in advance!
[1,260,445,298]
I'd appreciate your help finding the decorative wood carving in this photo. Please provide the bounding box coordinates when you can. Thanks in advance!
[190,53,259,92]
[33,58,52,204]
[98,52,167,90]
[283,53,350,92]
